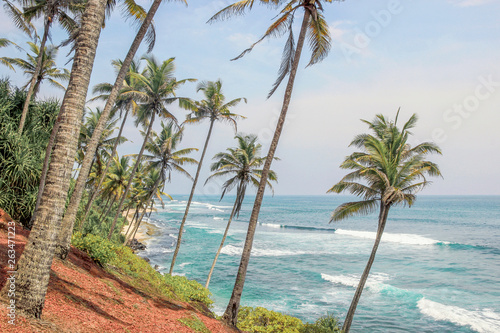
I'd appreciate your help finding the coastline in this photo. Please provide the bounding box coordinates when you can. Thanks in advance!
[121,209,160,245]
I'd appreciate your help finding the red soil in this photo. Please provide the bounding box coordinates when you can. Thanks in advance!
[0,210,238,332]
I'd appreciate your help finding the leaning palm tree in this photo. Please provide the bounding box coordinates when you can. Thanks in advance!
[3,41,70,95]
[124,167,168,243]
[169,79,246,275]
[106,56,195,240]
[79,58,142,225]
[54,0,187,260]
[204,134,277,289]
[2,0,109,319]
[328,113,442,333]
[14,0,81,134]
[209,0,337,325]
[123,121,198,245]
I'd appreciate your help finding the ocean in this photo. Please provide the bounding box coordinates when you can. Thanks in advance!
[140,195,500,333]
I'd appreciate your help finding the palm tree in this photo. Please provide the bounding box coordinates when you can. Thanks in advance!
[124,121,198,245]
[169,79,246,275]
[77,107,125,163]
[15,0,81,134]
[204,134,277,289]
[328,113,442,332]
[30,0,161,227]
[3,41,70,95]
[107,56,195,240]
[80,58,142,225]
[96,155,130,228]
[54,0,186,259]
[209,0,336,325]
[124,168,168,243]
[1,0,109,318]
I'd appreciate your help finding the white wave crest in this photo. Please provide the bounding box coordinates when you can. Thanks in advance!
[259,223,283,229]
[220,244,311,257]
[321,273,390,292]
[335,229,449,246]
[418,298,500,333]
[213,217,224,220]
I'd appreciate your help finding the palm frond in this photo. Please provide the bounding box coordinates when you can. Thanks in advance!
[330,199,379,222]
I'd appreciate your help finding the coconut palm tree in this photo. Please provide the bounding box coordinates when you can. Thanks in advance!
[169,79,246,275]
[123,121,198,245]
[3,41,70,95]
[80,58,142,224]
[13,0,81,134]
[204,134,278,289]
[328,113,442,332]
[31,0,163,230]
[76,107,126,172]
[106,56,195,240]
[3,0,109,318]
[124,167,168,242]
[97,156,130,226]
[55,0,187,259]
[209,0,336,325]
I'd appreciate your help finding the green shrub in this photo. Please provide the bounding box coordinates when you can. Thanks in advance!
[300,314,342,333]
[107,245,213,309]
[71,232,117,265]
[163,274,213,307]
[237,307,304,333]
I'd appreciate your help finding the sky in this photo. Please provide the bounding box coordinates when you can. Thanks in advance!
[1,0,500,196]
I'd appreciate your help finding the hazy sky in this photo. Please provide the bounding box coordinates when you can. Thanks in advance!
[2,0,499,196]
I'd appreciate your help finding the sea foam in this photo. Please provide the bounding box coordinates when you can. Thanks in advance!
[335,229,448,246]
[417,298,500,333]
[221,244,312,257]
[321,273,391,292]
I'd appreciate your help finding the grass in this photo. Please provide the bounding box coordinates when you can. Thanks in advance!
[177,313,210,333]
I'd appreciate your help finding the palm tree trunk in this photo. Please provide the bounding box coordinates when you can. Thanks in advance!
[81,107,130,229]
[342,204,390,333]
[124,206,139,239]
[108,111,156,240]
[30,111,62,226]
[125,179,159,246]
[98,195,112,218]
[55,0,163,259]
[206,196,238,289]
[18,17,51,134]
[0,0,107,318]
[169,119,215,274]
[100,194,117,221]
[221,10,311,327]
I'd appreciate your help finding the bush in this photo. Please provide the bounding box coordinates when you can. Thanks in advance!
[107,244,213,308]
[0,79,59,228]
[300,314,342,333]
[237,307,304,333]
[71,232,117,265]
[163,274,213,307]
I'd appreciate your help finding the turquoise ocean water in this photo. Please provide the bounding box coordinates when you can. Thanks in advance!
[141,195,500,333]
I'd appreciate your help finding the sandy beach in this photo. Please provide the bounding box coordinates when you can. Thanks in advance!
[121,209,160,245]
